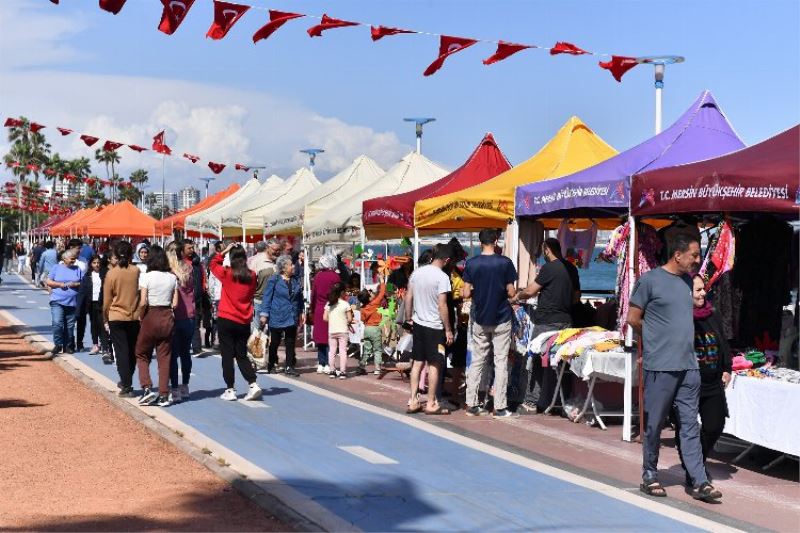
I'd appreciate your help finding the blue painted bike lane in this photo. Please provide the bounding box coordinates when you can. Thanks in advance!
[1,273,718,532]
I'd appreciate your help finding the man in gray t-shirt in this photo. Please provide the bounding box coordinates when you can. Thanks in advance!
[628,233,722,502]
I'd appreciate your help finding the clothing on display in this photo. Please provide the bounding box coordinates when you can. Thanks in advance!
[699,220,735,291]
[517,219,544,288]
[557,220,597,269]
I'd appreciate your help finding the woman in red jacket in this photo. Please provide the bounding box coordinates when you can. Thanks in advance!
[210,243,262,402]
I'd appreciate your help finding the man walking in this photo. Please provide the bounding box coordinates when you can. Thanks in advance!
[405,245,453,415]
[38,241,58,289]
[462,229,518,418]
[627,234,722,502]
[249,239,279,330]
[30,240,45,284]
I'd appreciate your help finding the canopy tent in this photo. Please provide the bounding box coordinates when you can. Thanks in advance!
[516,91,746,223]
[185,177,265,236]
[363,133,512,239]
[212,175,291,238]
[303,151,449,245]
[632,125,799,216]
[83,201,158,237]
[155,183,240,234]
[265,156,385,237]
[414,117,617,232]
[50,207,100,236]
[31,214,68,237]
[235,168,321,236]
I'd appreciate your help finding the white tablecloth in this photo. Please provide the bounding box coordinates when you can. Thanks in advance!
[724,374,800,456]
[569,349,636,383]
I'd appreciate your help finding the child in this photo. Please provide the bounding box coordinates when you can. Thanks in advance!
[356,277,386,376]
[324,282,353,379]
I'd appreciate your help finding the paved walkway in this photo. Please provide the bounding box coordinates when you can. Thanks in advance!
[2,272,789,532]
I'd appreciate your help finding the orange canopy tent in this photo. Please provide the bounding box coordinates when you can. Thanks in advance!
[155,183,240,235]
[83,201,158,237]
[50,207,102,237]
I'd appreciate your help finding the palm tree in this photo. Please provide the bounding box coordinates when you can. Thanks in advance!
[3,117,51,235]
[94,148,121,203]
[129,168,149,209]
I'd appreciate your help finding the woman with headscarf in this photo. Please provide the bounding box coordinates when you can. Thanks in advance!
[310,254,340,374]
[132,243,149,274]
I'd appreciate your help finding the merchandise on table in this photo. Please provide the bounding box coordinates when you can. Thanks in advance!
[735,365,800,384]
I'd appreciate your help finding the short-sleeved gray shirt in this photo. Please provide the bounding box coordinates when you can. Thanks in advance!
[629,267,697,371]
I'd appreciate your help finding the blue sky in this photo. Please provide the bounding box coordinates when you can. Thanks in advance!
[1,0,798,193]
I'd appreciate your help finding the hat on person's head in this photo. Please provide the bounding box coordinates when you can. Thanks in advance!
[319,254,337,270]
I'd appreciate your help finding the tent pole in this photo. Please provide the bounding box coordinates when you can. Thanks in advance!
[360,227,366,289]
[413,228,420,266]
[623,215,637,443]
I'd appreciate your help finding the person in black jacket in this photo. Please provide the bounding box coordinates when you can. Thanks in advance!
[675,274,732,485]
[77,255,111,358]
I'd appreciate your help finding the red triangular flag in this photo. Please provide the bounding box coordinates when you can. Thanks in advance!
[550,41,589,55]
[483,41,533,65]
[206,0,250,40]
[29,122,46,132]
[370,26,415,41]
[152,130,172,155]
[57,127,72,135]
[158,0,196,35]
[4,118,24,128]
[234,163,250,171]
[599,55,639,82]
[80,134,100,147]
[423,35,478,77]
[208,161,226,174]
[183,153,200,163]
[253,10,304,43]
[128,144,147,152]
[307,14,359,38]
[99,0,127,14]
[102,140,124,151]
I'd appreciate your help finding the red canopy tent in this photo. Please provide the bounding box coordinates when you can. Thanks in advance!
[31,214,68,237]
[362,133,511,239]
[632,125,799,216]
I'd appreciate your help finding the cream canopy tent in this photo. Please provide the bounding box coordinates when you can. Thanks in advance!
[213,174,287,237]
[303,151,449,245]
[265,155,385,237]
[236,167,321,236]
[184,177,264,236]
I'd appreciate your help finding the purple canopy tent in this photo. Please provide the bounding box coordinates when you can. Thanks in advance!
[514,90,746,220]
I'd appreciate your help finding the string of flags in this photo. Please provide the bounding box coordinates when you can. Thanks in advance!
[48,0,646,82]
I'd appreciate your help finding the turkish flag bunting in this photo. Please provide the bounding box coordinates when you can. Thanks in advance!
[424,35,478,76]
[158,0,196,35]
[184,153,200,163]
[99,0,127,15]
[206,1,250,40]
[152,130,172,155]
[483,41,532,65]
[599,55,638,82]
[234,163,250,171]
[307,14,359,38]
[371,26,415,41]
[208,161,226,174]
[80,134,100,147]
[57,127,72,135]
[128,144,147,152]
[253,10,304,43]
[103,140,124,151]
[29,122,46,132]
[550,41,589,55]
[4,118,24,128]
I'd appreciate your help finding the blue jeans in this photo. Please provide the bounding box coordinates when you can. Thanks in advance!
[50,302,76,349]
[170,318,194,388]
[317,343,329,366]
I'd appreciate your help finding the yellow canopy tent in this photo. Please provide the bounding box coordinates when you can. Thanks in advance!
[413,117,617,232]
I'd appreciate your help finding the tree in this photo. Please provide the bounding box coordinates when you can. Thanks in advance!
[2,116,51,235]
[127,168,149,209]
[94,148,121,202]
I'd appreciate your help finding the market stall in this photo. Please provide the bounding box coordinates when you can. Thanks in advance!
[82,200,158,237]
[235,168,320,237]
[185,176,265,237]
[155,182,240,236]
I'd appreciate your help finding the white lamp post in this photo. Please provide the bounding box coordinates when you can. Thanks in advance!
[635,56,685,134]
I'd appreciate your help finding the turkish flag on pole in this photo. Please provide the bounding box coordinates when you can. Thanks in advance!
[483,41,532,65]
[252,10,304,43]
[183,153,200,163]
[128,144,147,152]
[4,118,23,128]
[370,26,415,41]
[307,14,359,38]
[206,0,250,40]
[29,122,46,132]
[208,162,226,174]
[550,41,589,55]
[234,163,250,171]
[423,35,478,76]
[57,127,72,135]
[103,140,124,151]
[80,134,100,147]
[99,0,127,15]
[599,55,639,82]
[152,131,172,155]
[158,0,196,35]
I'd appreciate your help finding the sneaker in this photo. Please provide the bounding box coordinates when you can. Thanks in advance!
[338,372,347,380]
[354,367,367,376]
[329,371,337,379]
[118,386,135,398]
[51,345,63,356]
[284,366,299,377]
[116,381,123,389]
[323,365,331,374]
[157,394,172,407]
[63,347,74,355]
[76,344,85,352]
[138,387,158,405]
[89,345,100,355]
[316,364,325,374]
[244,382,263,401]
[171,387,182,403]
[373,369,382,376]
[220,388,237,401]
[518,403,538,415]
[102,353,114,365]
[179,384,190,400]
[493,408,519,419]
[465,405,488,416]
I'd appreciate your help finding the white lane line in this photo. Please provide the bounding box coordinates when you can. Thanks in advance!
[25,300,36,304]
[38,306,49,310]
[239,400,270,409]
[338,445,398,465]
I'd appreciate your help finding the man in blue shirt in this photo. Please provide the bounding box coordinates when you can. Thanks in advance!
[462,228,518,418]
[38,241,58,289]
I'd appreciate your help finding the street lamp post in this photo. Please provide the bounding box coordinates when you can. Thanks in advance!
[198,177,216,200]
[635,56,685,134]
[403,117,436,154]
[299,149,324,175]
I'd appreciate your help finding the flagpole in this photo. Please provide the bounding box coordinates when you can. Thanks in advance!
[160,152,166,221]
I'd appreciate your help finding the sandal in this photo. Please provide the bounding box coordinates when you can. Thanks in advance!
[639,480,667,497]
[406,405,423,414]
[692,482,722,502]
[424,406,451,415]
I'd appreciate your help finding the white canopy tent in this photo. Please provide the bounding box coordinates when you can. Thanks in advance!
[265,155,385,237]
[184,177,264,236]
[303,151,448,245]
[211,174,289,238]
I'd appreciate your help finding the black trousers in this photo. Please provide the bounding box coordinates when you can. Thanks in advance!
[269,326,297,370]
[217,317,256,389]
[89,302,110,352]
[675,387,728,469]
[109,320,140,388]
[76,308,87,349]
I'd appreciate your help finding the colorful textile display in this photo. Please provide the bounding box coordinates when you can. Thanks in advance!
[557,220,597,269]
[699,219,735,291]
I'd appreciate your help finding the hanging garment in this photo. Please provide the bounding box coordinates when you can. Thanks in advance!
[557,220,597,270]
[700,220,735,291]
[517,219,544,288]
